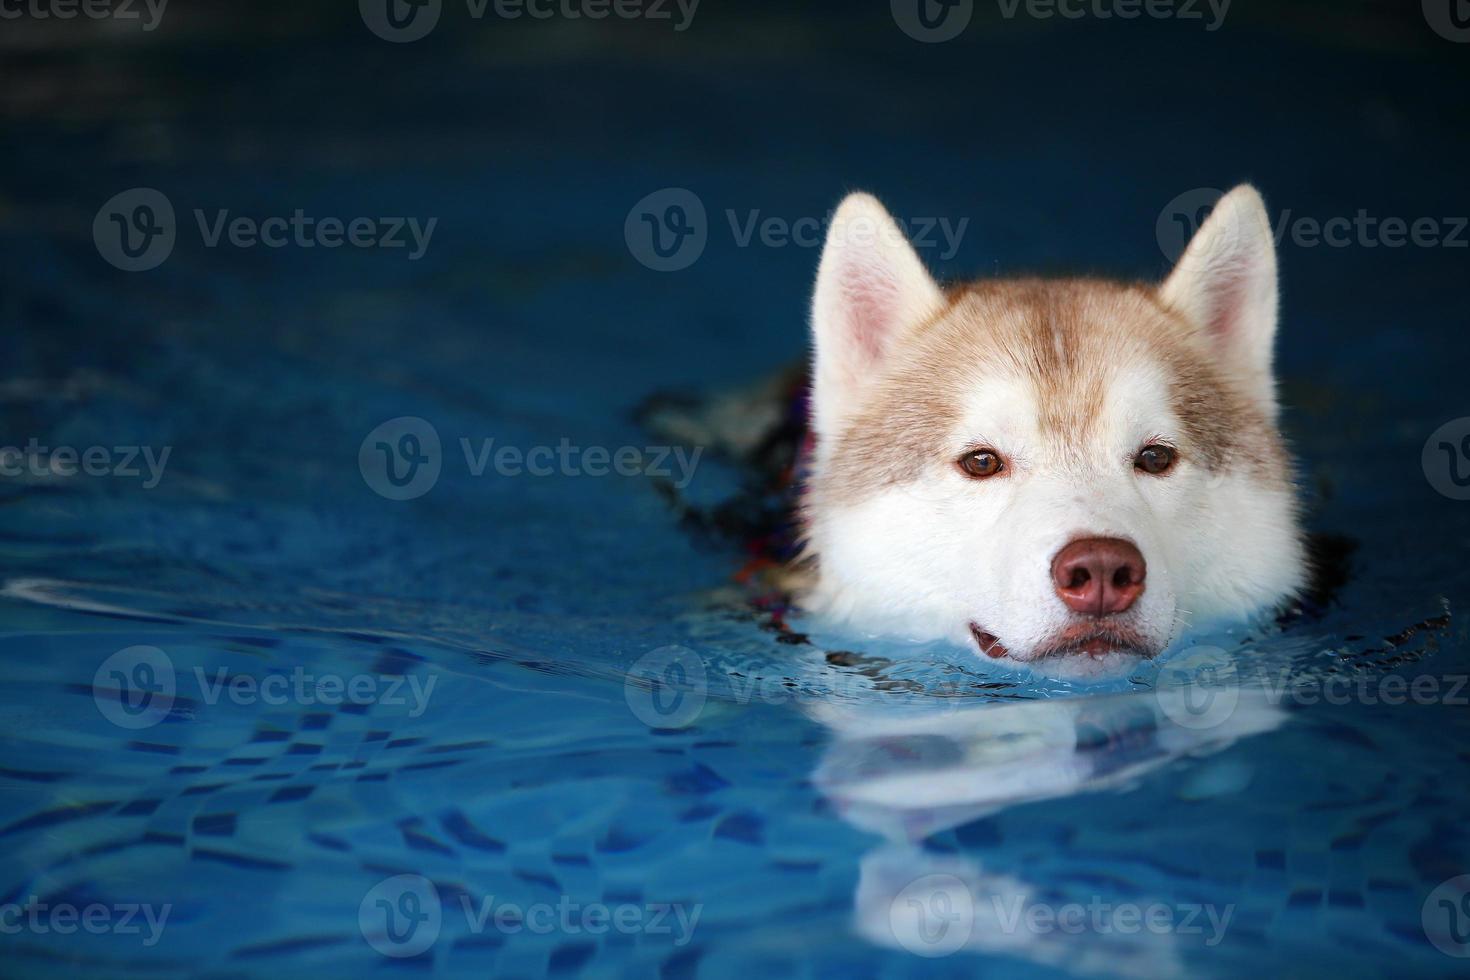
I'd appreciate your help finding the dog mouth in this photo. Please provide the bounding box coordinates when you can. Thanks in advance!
[969,624,1010,659]
[970,621,1156,661]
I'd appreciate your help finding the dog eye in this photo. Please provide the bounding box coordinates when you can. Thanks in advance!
[1135,444,1177,475]
[958,449,1005,479]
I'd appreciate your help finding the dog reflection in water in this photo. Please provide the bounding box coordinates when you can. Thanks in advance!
[810,686,1284,973]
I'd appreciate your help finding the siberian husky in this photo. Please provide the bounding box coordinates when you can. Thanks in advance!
[800,185,1306,675]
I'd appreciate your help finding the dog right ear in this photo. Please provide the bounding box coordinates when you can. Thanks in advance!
[810,193,945,447]
[1159,184,1281,417]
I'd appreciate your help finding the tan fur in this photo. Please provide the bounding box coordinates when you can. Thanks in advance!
[808,276,1286,518]
[799,187,1303,666]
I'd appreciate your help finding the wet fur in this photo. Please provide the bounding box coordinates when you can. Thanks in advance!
[800,187,1306,672]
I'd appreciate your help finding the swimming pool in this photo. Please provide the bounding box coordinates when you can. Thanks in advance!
[2,4,1468,977]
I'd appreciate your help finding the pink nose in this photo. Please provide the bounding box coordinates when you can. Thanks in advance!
[1051,537,1146,616]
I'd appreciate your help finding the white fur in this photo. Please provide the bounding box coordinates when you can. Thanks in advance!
[805,188,1305,675]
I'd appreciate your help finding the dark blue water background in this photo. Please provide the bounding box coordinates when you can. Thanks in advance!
[1,3,1467,976]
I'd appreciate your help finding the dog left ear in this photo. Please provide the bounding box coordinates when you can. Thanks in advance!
[1159,184,1280,415]
[810,193,946,448]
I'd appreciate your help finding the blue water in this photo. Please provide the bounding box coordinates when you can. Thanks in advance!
[2,3,1468,977]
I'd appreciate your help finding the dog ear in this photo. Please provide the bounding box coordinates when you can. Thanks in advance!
[1159,184,1281,415]
[810,193,945,445]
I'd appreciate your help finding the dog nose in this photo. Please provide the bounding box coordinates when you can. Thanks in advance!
[1051,537,1146,616]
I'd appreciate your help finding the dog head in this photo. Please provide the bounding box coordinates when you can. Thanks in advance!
[801,186,1306,674]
